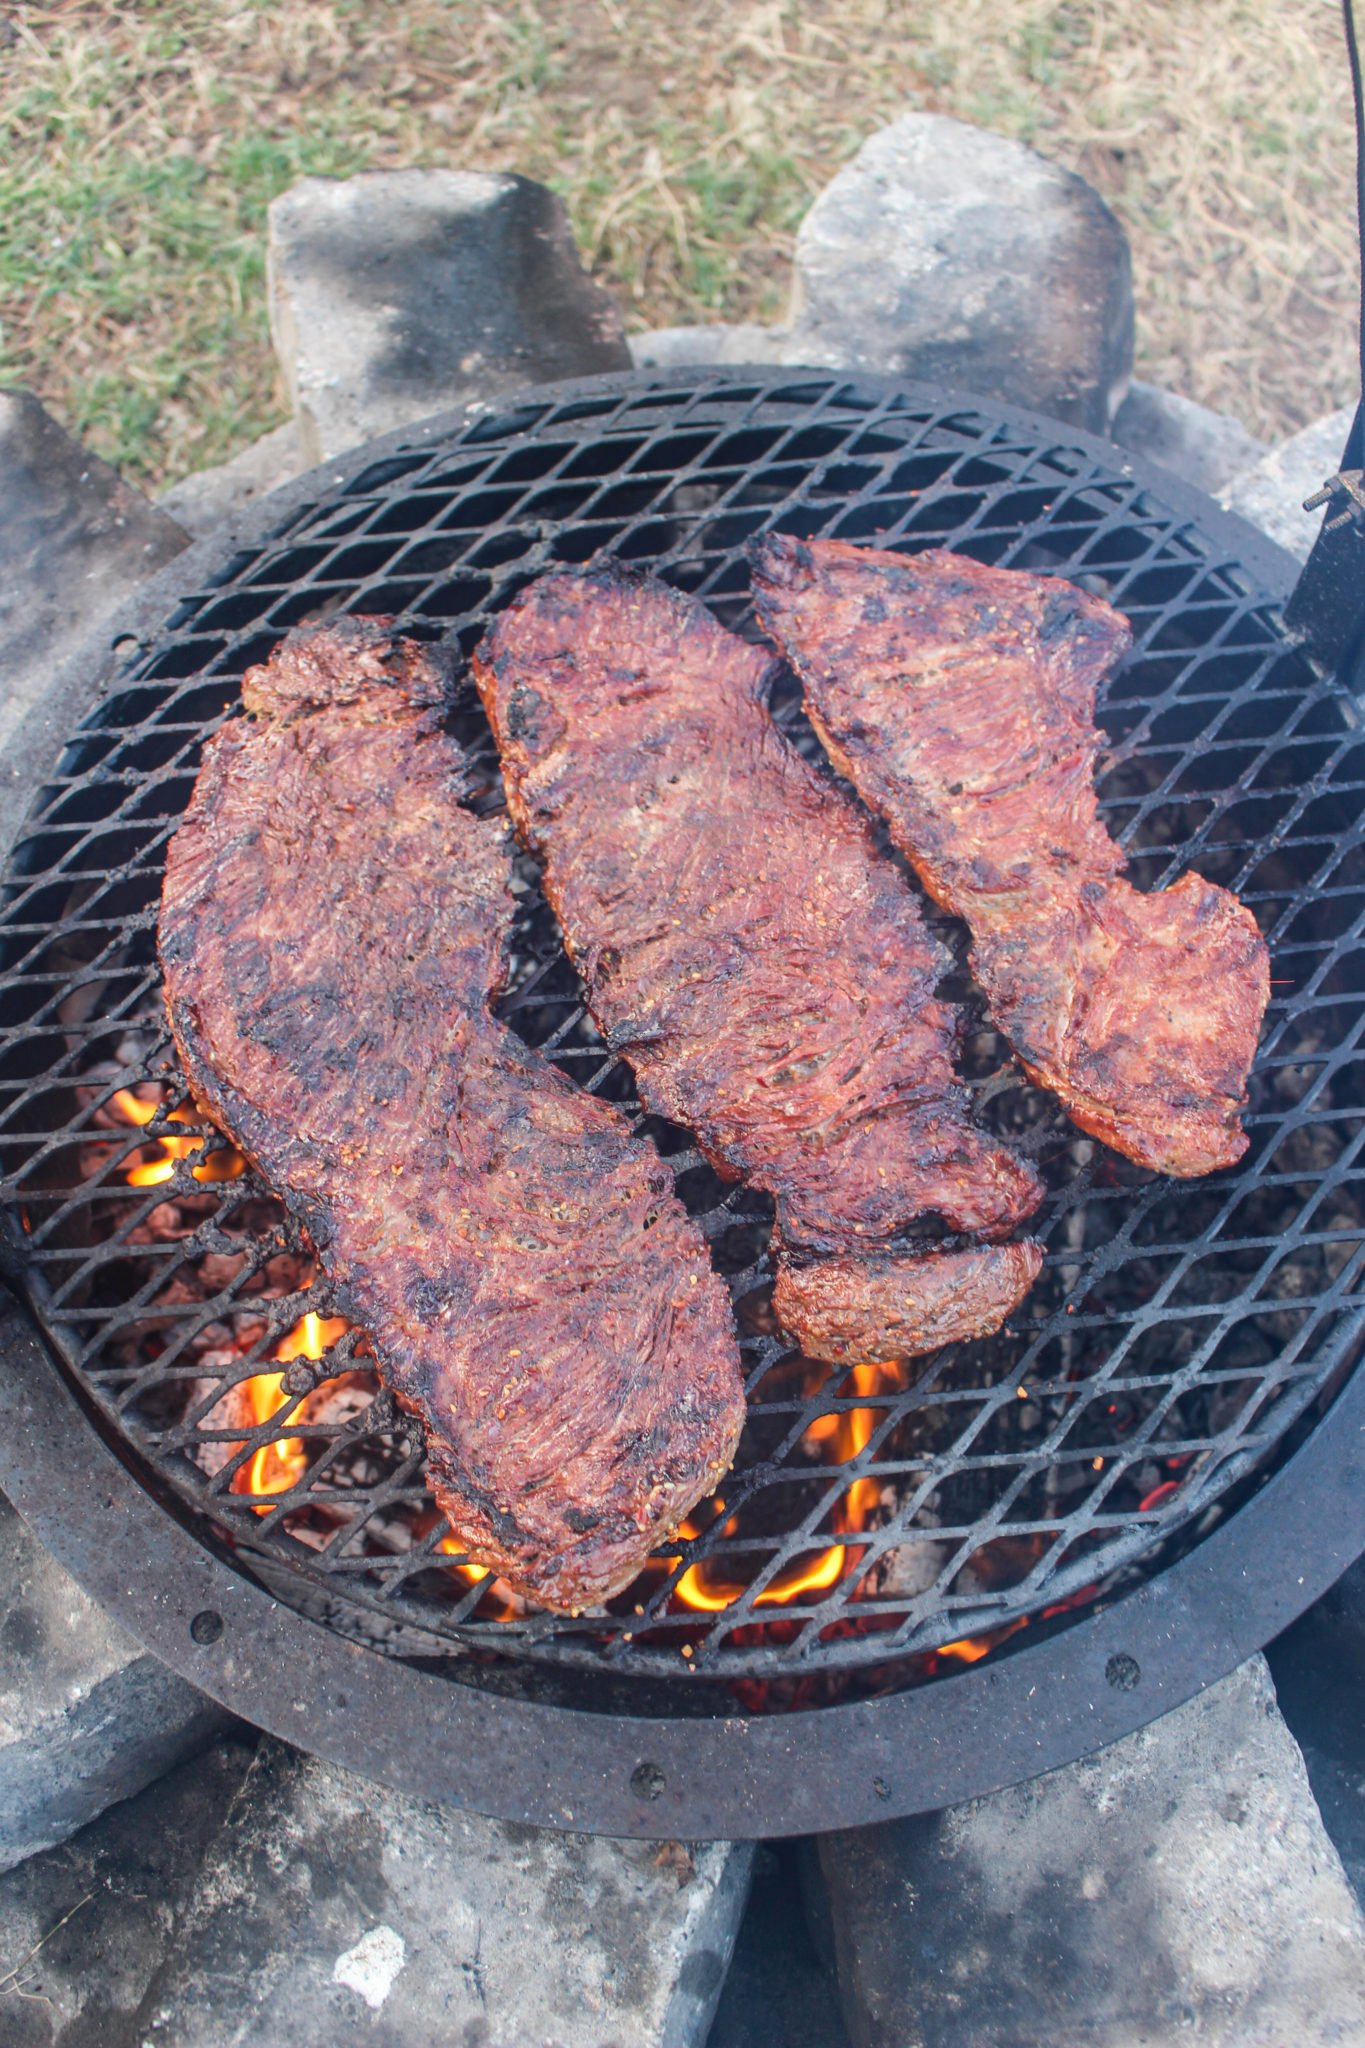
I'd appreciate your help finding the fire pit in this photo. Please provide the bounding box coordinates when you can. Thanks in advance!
[1,365,1362,1837]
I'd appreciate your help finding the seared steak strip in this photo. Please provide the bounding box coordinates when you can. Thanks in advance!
[773,1240,1045,1369]
[752,536,1270,1178]
[159,618,744,1613]
[474,569,1043,1361]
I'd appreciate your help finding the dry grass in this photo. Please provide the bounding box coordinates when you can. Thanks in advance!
[0,0,1358,488]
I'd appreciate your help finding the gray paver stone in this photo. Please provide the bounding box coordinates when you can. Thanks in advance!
[1110,378,1266,495]
[0,1738,256,2046]
[157,420,307,538]
[629,323,798,370]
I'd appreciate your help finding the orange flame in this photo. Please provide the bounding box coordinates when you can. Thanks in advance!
[233,1311,350,1506]
[674,1360,902,1613]
[935,1624,1028,1666]
[938,1635,994,1665]
[111,1088,245,1187]
[434,1533,523,1619]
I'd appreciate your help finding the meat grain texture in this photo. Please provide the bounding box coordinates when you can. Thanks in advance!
[752,536,1270,1178]
[773,1239,1043,1368]
[158,617,744,1612]
[475,567,1043,1360]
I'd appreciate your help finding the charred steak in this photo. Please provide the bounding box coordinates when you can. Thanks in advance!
[752,537,1270,1178]
[773,1239,1044,1369]
[474,568,1043,1361]
[158,617,744,1613]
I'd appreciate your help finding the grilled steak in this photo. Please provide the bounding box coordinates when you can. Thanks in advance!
[752,536,1270,1177]
[474,568,1043,1361]
[158,617,744,1613]
[774,1241,1044,1368]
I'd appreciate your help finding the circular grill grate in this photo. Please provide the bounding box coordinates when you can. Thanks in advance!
[1,368,1363,1690]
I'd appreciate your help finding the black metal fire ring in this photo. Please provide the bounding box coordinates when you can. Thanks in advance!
[1,1275,1362,1840]
[1,364,1363,1833]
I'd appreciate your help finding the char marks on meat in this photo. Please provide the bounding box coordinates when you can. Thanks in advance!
[752,536,1270,1178]
[158,617,744,1613]
[474,569,1043,1360]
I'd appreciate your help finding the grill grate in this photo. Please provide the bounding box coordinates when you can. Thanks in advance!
[1,368,1363,1690]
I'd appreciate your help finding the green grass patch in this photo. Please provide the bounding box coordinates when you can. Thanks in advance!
[0,36,373,479]
[0,1,1355,485]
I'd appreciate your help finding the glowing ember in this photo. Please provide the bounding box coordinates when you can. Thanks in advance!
[111,1087,245,1186]
[673,1360,903,1613]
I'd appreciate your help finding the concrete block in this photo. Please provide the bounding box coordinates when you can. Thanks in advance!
[157,419,307,538]
[630,323,797,370]
[0,1738,256,2044]
[138,1738,754,2047]
[789,114,1133,434]
[0,389,189,764]
[1267,1554,1365,1911]
[1111,378,1266,495]
[267,169,632,464]
[0,1490,232,1874]
[1220,403,1356,560]
[819,1656,1365,2048]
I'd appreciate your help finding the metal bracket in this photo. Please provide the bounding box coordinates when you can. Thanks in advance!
[1283,403,1365,687]
[1304,467,1365,532]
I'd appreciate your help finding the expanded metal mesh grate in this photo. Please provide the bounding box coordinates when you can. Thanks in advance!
[1,368,1363,1689]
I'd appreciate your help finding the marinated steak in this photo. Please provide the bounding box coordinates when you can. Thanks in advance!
[474,568,1043,1360]
[159,617,744,1613]
[774,1240,1044,1368]
[752,536,1270,1178]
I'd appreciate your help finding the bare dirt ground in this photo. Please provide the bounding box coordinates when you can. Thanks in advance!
[0,0,1358,488]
